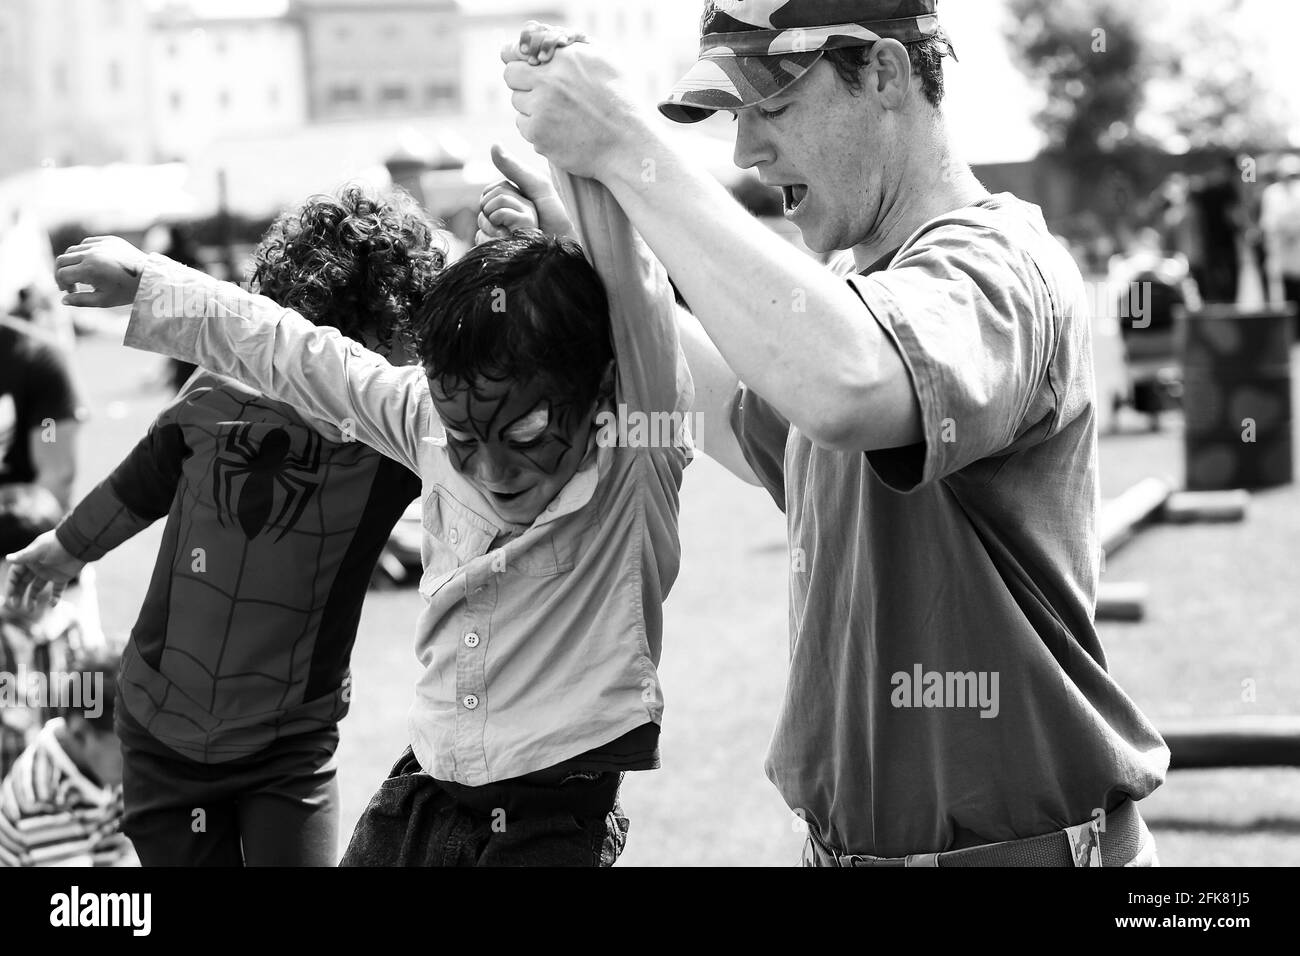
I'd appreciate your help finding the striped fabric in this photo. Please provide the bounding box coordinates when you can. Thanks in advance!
[0,718,133,867]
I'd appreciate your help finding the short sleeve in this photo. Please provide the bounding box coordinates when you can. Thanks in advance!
[846,220,1059,492]
[17,338,82,430]
[728,383,789,511]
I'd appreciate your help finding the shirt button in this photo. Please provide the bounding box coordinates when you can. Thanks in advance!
[462,694,479,710]
[464,632,480,648]
[449,528,459,544]
[349,341,364,357]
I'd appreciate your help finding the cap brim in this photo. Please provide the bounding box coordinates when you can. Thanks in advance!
[658,50,823,124]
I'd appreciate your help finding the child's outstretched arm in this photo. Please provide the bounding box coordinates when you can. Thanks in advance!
[54,237,429,475]
[4,391,195,612]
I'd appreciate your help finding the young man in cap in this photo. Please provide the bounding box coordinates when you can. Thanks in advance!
[505,0,1169,866]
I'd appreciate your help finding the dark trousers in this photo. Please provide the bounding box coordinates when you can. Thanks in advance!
[339,747,628,867]
[121,730,340,866]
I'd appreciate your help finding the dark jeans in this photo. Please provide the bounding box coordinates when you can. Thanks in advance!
[121,730,339,866]
[340,747,629,867]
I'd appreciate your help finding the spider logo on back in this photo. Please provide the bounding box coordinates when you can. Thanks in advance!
[212,424,323,541]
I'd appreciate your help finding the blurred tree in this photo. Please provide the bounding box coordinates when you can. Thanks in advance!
[1004,0,1147,161]
[1141,0,1292,152]
[1006,0,1291,156]
[1004,0,1150,237]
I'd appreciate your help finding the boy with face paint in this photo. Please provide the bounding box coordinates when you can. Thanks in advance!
[51,147,693,866]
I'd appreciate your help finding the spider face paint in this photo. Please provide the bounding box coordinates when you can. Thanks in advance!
[430,375,596,524]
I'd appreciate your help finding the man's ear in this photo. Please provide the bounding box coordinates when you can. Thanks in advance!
[870,39,913,110]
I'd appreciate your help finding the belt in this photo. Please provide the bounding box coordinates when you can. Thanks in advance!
[805,800,1149,867]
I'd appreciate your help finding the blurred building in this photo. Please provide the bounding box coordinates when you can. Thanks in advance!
[0,0,154,175]
[459,1,564,118]
[150,5,308,161]
[291,0,462,121]
[563,0,699,109]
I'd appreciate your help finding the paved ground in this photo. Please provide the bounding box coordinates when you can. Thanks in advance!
[68,324,1299,866]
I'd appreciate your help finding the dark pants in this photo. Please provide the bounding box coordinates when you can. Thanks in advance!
[121,730,340,866]
[339,747,628,867]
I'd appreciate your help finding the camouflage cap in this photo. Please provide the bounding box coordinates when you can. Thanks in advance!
[659,0,940,124]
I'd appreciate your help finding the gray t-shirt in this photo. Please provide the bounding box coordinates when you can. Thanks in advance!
[732,194,1169,856]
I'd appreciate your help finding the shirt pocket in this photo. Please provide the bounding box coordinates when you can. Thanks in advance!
[505,508,598,578]
[418,485,495,596]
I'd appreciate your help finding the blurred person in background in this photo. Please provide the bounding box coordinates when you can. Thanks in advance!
[0,204,77,354]
[147,224,207,393]
[0,641,133,867]
[1187,156,1246,304]
[0,289,84,510]
[1261,154,1300,334]
[0,484,104,783]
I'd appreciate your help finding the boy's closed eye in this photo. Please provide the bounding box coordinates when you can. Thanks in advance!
[443,404,551,448]
[502,405,550,446]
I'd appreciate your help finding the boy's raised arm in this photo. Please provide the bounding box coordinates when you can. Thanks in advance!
[551,171,692,422]
[56,238,430,475]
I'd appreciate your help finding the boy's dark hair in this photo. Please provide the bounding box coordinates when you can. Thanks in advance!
[823,33,957,109]
[248,185,446,352]
[0,483,62,556]
[413,230,614,408]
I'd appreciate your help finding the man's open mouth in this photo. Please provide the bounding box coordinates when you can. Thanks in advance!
[782,184,809,214]
[489,487,529,502]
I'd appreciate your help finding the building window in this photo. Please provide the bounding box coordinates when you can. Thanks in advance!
[214,36,226,55]
[268,86,279,108]
[108,60,121,90]
[218,89,230,110]
[425,83,455,107]
[170,90,183,111]
[53,62,68,94]
[379,84,408,104]
[328,84,361,106]
[166,40,177,58]
[336,25,350,42]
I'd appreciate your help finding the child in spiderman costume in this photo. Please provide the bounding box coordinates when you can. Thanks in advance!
[3,187,444,865]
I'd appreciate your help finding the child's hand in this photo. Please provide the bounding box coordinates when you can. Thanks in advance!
[507,19,588,66]
[477,144,577,244]
[3,530,85,614]
[54,236,149,309]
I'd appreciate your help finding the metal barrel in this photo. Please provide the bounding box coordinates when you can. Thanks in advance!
[1179,304,1296,491]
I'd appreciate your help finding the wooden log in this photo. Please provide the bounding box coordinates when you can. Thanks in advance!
[1162,716,1300,769]
[1095,582,1147,622]
[1100,477,1174,556]
[1162,489,1250,524]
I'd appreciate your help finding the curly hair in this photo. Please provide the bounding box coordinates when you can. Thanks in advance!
[248,185,446,352]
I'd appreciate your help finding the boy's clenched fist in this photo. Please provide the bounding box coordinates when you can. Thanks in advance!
[55,236,150,309]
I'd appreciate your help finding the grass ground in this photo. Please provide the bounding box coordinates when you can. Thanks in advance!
[69,329,1299,866]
